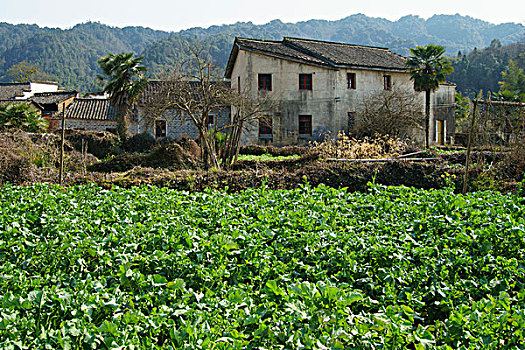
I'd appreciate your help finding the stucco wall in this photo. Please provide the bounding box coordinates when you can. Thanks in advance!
[431,84,456,144]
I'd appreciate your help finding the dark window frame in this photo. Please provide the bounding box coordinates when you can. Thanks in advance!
[258,116,273,136]
[298,115,312,135]
[383,75,392,90]
[299,74,313,90]
[155,119,167,138]
[258,74,272,91]
[347,73,356,89]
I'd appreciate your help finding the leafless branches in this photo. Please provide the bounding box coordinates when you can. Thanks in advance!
[355,88,424,141]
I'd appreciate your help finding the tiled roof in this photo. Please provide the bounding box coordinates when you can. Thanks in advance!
[139,80,230,105]
[65,98,117,121]
[32,91,77,105]
[0,82,31,100]
[225,37,408,78]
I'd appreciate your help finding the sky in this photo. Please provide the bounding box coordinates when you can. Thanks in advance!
[1,0,524,32]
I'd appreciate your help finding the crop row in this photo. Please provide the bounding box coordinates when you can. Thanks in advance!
[1,183,524,349]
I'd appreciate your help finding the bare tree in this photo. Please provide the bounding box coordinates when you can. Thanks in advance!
[142,45,275,170]
[354,87,425,141]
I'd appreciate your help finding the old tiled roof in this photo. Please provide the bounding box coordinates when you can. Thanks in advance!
[139,79,230,105]
[32,91,77,105]
[0,82,31,100]
[225,37,408,78]
[65,98,117,121]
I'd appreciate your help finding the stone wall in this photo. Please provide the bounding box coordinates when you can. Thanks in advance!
[137,108,230,140]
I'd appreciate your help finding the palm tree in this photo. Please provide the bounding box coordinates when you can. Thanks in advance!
[98,53,148,141]
[406,45,453,148]
[0,102,48,133]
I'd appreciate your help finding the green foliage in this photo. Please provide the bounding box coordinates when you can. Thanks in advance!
[448,42,525,98]
[237,153,300,161]
[0,102,48,133]
[406,44,454,92]
[498,59,525,101]
[98,52,148,140]
[5,61,52,82]
[1,183,524,348]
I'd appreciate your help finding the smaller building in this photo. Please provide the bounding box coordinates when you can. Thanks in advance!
[0,82,78,131]
[0,81,60,100]
[136,80,230,140]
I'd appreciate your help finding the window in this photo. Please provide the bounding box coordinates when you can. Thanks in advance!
[237,76,241,93]
[208,114,214,126]
[258,74,272,91]
[347,73,356,89]
[155,120,167,138]
[258,116,272,136]
[299,74,312,90]
[383,75,392,90]
[298,115,312,135]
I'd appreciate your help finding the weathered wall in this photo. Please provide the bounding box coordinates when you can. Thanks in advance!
[61,119,139,134]
[431,84,456,144]
[137,107,230,140]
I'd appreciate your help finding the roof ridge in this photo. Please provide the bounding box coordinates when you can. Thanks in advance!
[236,36,283,44]
[33,90,77,96]
[283,37,391,51]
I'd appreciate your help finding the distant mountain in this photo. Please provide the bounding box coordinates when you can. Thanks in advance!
[0,22,170,91]
[0,14,523,92]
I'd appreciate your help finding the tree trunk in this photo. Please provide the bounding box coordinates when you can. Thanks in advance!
[425,89,431,148]
[199,128,220,170]
[117,105,130,141]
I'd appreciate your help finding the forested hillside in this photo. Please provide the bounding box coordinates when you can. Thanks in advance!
[448,40,525,97]
[0,14,523,92]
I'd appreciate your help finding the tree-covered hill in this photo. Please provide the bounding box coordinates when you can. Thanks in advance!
[0,22,170,91]
[0,14,523,92]
[448,40,525,97]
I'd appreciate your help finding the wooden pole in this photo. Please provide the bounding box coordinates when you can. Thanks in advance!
[462,94,480,194]
[59,103,66,185]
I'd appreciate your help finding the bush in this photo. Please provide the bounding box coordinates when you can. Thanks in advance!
[239,145,310,157]
[64,130,120,159]
[313,131,408,159]
[0,102,48,133]
[123,132,156,153]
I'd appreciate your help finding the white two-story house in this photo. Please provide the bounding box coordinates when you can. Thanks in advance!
[225,37,455,145]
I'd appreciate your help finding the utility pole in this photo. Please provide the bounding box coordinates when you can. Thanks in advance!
[59,103,66,185]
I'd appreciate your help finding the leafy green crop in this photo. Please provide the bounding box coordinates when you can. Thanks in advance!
[1,183,524,349]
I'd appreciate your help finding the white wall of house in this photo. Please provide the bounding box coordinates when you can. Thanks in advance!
[15,82,59,99]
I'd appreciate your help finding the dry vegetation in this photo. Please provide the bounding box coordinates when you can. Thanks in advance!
[0,129,523,194]
[313,131,409,159]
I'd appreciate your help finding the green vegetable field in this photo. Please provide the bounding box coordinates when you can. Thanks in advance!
[1,183,524,349]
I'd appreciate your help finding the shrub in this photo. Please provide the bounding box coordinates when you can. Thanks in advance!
[0,102,48,133]
[64,129,121,159]
[123,132,156,153]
